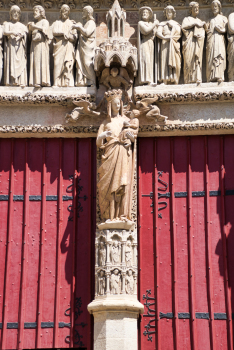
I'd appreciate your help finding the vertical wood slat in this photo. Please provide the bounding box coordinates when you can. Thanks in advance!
[36,139,46,349]
[53,139,63,348]
[70,139,77,348]
[137,139,143,349]
[187,137,197,350]
[1,140,14,350]
[204,137,216,350]
[220,137,233,350]
[170,138,179,350]
[153,138,160,350]
[18,140,29,350]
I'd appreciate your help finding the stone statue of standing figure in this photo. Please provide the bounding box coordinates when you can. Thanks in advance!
[182,2,206,84]
[96,90,138,227]
[227,12,234,82]
[138,6,158,85]
[28,5,52,87]
[157,5,181,85]
[52,4,77,87]
[205,0,227,83]
[72,6,96,87]
[3,5,28,87]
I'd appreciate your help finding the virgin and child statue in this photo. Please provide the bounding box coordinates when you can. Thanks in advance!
[96,90,139,230]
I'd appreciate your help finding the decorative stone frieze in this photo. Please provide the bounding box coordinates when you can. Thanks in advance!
[95,229,137,298]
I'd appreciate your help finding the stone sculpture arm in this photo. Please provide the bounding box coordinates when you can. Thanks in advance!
[228,13,234,34]
[157,24,171,41]
[215,18,227,34]
[3,22,24,37]
[96,123,112,148]
[73,20,95,38]
[139,20,158,36]
[51,22,63,36]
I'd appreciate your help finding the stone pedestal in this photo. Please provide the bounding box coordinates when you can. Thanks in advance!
[88,228,144,349]
[88,298,144,350]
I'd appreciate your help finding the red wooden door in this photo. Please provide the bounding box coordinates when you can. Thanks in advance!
[0,138,96,350]
[138,136,234,350]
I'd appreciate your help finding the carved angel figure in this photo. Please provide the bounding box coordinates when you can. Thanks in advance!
[98,270,106,295]
[129,97,168,122]
[3,5,28,87]
[157,6,181,85]
[100,67,132,91]
[138,7,158,85]
[125,270,134,294]
[65,99,100,123]
[205,0,227,83]
[52,4,77,87]
[28,5,52,87]
[73,6,96,86]
[182,2,206,84]
[228,12,234,81]
[110,269,120,294]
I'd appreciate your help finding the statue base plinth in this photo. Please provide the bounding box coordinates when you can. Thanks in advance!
[88,298,144,350]
[97,219,135,231]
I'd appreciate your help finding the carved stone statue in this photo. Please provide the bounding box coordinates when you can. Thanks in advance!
[52,4,77,87]
[98,270,106,295]
[125,241,132,267]
[96,90,138,227]
[3,5,28,87]
[138,7,158,85]
[129,97,168,122]
[157,6,181,85]
[205,0,227,83]
[110,269,120,294]
[182,2,206,84]
[125,270,134,294]
[227,13,234,81]
[101,67,132,91]
[99,242,106,266]
[73,6,96,87]
[110,240,120,264]
[28,5,52,87]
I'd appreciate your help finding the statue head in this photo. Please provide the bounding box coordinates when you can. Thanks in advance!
[60,4,70,20]
[105,89,123,119]
[100,270,105,277]
[10,5,21,22]
[83,5,94,20]
[128,270,133,276]
[139,6,154,22]
[113,269,119,275]
[33,5,46,20]
[211,0,222,15]
[188,2,199,17]
[110,67,119,78]
[164,5,176,20]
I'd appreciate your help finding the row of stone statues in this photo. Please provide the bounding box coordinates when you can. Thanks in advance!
[96,268,136,296]
[2,1,234,88]
[139,2,234,84]
[0,4,96,87]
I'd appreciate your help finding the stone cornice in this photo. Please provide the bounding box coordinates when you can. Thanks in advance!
[134,83,234,104]
[1,122,234,137]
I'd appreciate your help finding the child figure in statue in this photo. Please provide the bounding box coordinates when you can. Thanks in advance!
[119,113,139,156]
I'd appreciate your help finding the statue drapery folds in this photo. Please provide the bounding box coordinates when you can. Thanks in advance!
[3,5,28,87]
[138,6,158,85]
[157,5,181,85]
[182,2,205,84]
[52,4,77,87]
[96,90,138,227]
[205,0,227,83]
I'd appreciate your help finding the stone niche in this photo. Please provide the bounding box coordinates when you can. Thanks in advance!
[95,229,137,298]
